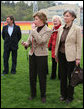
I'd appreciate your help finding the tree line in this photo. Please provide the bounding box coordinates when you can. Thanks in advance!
[1,1,56,21]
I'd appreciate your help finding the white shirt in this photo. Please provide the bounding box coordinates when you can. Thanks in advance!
[8,24,14,36]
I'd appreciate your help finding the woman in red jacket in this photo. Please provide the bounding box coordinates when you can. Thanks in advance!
[48,15,62,79]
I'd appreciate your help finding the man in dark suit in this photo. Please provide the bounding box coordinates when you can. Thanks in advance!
[2,16,21,74]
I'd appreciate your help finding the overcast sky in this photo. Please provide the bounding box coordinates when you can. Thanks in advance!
[24,1,83,6]
[7,1,83,7]
[56,1,83,6]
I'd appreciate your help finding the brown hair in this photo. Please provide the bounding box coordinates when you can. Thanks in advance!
[7,16,15,24]
[33,11,47,24]
[63,10,77,20]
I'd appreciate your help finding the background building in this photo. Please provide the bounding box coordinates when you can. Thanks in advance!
[40,4,83,26]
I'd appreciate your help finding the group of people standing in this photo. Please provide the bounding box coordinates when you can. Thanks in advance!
[2,10,82,104]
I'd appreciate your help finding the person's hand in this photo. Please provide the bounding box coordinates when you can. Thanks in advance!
[52,26,54,31]
[31,23,36,30]
[55,56,58,62]
[21,41,28,47]
[76,59,80,66]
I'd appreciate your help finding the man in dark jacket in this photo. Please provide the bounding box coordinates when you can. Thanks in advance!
[2,16,21,74]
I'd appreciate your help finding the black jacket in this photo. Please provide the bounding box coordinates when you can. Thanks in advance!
[2,24,21,50]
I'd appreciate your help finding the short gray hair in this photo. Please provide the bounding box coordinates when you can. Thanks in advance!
[63,10,77,19]
[52,15,62,24]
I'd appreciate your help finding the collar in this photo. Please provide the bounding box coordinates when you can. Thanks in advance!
[8,24,14,27]
[37,25,45,29]
[54,24,61,30]
[63,22,73,29]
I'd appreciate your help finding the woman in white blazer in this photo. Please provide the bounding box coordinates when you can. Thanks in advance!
[55,10,82,104]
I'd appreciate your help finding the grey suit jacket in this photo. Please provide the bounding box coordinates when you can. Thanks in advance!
[26,25,52,56]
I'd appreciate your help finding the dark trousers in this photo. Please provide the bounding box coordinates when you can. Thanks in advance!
[29,54,48,98]
[51,58,57,79]
[58,64,61,79]
[51,58,60,79]
[58,52,75,100]
[3,48,17,73]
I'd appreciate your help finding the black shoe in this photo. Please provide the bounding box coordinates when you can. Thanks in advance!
[11,71,16,74]
[28,96,36,101]
[65,99,73,104]
[41,97,46,103]
[50,76,56,80]
[58,77,60,80]
[60,96,66,101]
[3,71,8,74]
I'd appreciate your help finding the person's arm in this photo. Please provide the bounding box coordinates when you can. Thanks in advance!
[76,26,82,65]
[55,31,60,62]
[22,23,36,49]
[31,29,52,45]
[17,26,21,41]
[2,26,5,40]
[22,34,32,49]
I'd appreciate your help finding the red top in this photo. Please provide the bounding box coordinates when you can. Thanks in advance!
[48,25,61,58]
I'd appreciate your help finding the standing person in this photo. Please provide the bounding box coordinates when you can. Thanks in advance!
[22,11,52,103]
[2,16,21,74]
[55,10,82,104]
[48,15,62,79]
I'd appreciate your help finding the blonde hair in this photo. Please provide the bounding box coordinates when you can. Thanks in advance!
[52,15,62,24]
[33,11,47,24]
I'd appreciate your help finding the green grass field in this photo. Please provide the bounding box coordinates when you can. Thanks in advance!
[1,34,83,108]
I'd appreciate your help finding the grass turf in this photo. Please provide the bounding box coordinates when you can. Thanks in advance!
[1,34,83,108]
